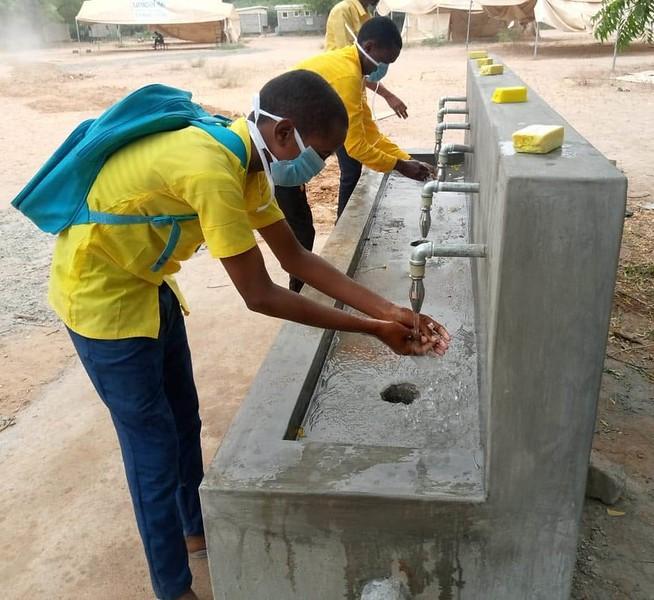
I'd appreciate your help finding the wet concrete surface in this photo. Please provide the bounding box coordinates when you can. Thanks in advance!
[302,175,481,452]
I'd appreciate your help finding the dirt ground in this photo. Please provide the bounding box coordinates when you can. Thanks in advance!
[0,32,652,599]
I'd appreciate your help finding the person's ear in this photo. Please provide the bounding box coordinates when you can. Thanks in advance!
[272,118,296,148]
[362,40,376,56]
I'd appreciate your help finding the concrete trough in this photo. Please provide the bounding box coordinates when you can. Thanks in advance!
[200,58,626,599]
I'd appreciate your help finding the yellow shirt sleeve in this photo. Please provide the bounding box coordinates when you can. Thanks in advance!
[181,169,258,259]
[325,4,356,51]
[335,76,409,172]
[245,172,286,231]
[361,101,411,161]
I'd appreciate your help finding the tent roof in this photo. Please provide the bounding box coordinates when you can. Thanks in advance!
[378,0,530,15]
[76,0,235,25]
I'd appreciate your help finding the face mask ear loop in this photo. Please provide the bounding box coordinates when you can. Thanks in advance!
[371,80,381,121]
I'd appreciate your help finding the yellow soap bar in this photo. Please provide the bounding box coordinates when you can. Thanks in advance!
[492,86,528,103]
[512,125,564,154]
[468,50,488,59]
[476,57,493,67]
[480,64,504,76]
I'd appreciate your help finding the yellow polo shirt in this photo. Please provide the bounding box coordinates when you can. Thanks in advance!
[48,117,284,340]
[296,45,410,173]
[325,0,370,51]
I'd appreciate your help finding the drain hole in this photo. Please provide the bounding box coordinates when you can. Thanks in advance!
[380,383,420,405]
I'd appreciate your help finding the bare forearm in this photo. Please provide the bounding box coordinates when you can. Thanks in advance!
[366,80,388,97]
[253,280,384,335]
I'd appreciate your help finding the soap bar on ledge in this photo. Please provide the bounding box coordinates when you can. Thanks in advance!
[476,57,493,67]
[512,125,565,154]
[468,50,488,59]
[492,86,528,103]
[480,64,504,76]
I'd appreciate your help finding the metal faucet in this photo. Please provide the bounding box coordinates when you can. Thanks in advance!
[409,240,487,313]
[419,179,480,238]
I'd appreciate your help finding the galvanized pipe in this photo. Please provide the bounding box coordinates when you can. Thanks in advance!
[434,122,470,160]
[437,143,474,181]
[437,106,469,125]
[408,241,487,313]
[420,180,479,237]
[438,95,467,110]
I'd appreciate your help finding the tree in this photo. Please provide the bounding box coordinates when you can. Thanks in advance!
[592,0,654,50]
[0,0,83,24]
[304,0,339,16]
[53,0,84,25]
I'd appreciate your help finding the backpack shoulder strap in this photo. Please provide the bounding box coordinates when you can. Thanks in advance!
[191,120,248,169]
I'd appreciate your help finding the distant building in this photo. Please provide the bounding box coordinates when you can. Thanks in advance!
[236,6,269,35]
[274,4,326,34]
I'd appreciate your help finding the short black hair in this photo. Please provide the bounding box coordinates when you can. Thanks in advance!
[258,70,348,138]
[357,16,402,50]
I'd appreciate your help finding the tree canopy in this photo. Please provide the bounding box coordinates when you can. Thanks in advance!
[593,0,654,50]
[0,0,84,25]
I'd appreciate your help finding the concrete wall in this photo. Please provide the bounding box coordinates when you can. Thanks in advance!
[200,58,626,599]
[465,56,626,596]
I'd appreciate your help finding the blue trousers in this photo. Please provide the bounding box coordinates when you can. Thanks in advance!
[335,146,363,218]
[67,283,203,600]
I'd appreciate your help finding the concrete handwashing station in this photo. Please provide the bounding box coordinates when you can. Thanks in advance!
[200,55,626,599]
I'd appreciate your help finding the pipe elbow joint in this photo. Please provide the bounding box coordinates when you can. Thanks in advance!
[410,241,433,269]
[421,180,438,198]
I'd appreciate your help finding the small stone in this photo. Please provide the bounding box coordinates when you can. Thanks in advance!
[586,450,626,505]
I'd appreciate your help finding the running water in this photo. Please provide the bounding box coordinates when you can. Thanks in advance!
[412,310,420,345]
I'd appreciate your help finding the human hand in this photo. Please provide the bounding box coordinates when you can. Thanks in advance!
[375,310,450,356]
[393,306,450,356]
[395,160,435,182]
[384,92,408,119]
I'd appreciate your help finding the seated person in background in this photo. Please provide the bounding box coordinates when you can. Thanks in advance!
[153,31,165,49]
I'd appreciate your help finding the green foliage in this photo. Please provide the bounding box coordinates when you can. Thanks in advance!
[55,0,84,24]
[304,0,339,16]
[0,0,83,24]
[421,35,446,47]
[592,0,654,50]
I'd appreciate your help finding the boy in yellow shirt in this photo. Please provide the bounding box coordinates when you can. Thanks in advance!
[325,0,408,118]
[276,17,432,291]
[45,70,449,600]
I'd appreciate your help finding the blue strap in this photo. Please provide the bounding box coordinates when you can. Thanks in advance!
[191,120,248,169]
[88,210,197,272]
[84,122,246,272]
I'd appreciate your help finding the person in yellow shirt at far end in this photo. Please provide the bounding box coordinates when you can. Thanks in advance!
[275,17,433,292]
[45,69,450,600]
[325,0,408,119]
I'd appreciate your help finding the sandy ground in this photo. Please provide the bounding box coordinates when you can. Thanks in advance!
[0,32,653,599]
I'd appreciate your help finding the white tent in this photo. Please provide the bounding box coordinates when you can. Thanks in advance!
[76,0,241,43]
[378,0,535,43]
[535,0,603,32]
[379,0,606,42]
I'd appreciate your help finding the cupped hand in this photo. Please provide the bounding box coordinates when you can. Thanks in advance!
[391,306,450,356]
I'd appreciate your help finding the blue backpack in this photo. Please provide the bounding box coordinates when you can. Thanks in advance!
[11,84,247,272]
